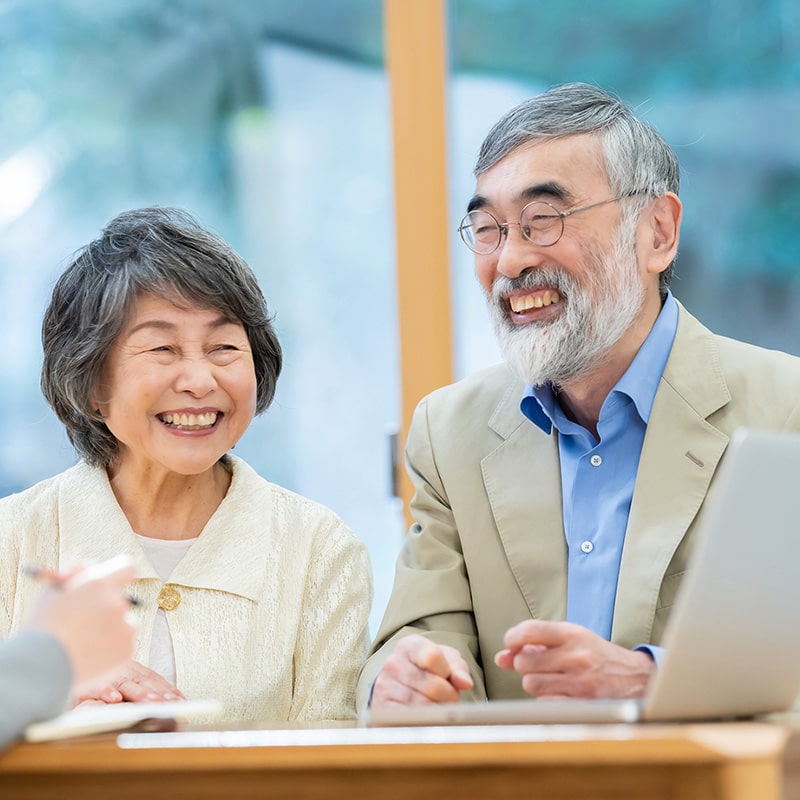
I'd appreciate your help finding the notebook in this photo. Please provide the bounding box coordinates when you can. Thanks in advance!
[363,428,800,727]
[24,698,222,742]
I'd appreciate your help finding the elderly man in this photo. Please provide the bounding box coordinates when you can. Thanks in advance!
[360,82,800,709]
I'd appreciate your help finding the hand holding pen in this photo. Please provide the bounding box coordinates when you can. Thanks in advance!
[24,557,140,606]
[22,556,139,689]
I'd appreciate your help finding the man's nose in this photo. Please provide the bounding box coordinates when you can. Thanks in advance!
[494,224,545,279]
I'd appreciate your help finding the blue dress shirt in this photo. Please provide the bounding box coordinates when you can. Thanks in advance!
[520,292,678,642]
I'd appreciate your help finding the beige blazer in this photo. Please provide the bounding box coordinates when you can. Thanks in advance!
[358,303,800,707]
[0,456,373,724]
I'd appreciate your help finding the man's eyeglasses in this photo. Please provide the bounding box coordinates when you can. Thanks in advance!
[457,194,644,255]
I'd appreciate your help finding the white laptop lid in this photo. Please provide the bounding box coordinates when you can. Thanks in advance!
[363,428,800,727]
[641,427,800,720]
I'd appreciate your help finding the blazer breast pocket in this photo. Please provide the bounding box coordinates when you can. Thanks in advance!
[656,570,687,610]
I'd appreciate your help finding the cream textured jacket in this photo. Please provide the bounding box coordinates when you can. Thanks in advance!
[0,455,373,724]
[358,303,800,708]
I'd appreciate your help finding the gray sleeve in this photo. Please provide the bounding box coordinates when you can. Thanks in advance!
[0,630,72,749]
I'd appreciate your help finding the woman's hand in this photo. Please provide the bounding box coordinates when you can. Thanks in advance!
[73,659,185,705]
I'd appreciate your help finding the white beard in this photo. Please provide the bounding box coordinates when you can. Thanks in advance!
[488,226,645,388]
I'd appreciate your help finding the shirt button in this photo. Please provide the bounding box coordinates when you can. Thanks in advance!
[580,541,594,554]
[157,585,182,611]
[590,454,602,467]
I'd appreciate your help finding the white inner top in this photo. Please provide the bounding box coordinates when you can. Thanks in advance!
[135,534,197,686]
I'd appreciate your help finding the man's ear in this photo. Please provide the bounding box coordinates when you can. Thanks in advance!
[639,192,682,277]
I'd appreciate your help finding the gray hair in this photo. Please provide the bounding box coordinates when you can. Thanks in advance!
[475,82,680,294]
[41,207,283,466]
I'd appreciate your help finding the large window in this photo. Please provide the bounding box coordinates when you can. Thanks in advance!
[3,0,798,635]
[0,1,401,634]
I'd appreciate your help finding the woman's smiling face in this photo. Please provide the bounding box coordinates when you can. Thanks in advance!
[93,292,258,478]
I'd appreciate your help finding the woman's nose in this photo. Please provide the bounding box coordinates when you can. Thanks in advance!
[174,358,217,396]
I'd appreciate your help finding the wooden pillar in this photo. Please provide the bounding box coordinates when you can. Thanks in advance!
[384,0,453,524]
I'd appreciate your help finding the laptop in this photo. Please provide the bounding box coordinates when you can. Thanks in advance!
[363,428,800,727]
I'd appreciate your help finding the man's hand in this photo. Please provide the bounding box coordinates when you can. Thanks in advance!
[495,620,655,699]
[370,634,474,708]
[73,659,185,705]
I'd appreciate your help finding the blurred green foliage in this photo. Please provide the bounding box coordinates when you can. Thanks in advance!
[451,0,799,90]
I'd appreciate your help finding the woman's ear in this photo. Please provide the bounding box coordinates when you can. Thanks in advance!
[90,386,106,418]
[640,192,682,277]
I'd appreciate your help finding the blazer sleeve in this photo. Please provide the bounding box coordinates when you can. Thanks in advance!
[357,396,487,711]
[0,630,72,749]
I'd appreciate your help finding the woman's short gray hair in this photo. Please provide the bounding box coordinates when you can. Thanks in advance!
[41,207,283,466]
[475,82,680,294]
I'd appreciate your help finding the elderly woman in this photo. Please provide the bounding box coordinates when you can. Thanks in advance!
[0,207,372,723]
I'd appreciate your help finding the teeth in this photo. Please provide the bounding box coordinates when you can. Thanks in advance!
[509,295,534,312]
[509,290,561,313]
[160,412,218,429]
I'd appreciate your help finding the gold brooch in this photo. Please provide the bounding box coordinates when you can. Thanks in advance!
[156,585,182,611]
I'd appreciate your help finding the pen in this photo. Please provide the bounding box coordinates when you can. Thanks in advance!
[23,565,141,607]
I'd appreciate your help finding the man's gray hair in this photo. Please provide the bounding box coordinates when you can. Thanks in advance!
[475,83,680,293]
[41,206,283,466]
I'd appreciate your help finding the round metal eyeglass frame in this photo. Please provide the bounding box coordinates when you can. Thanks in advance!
[457,194,642,255]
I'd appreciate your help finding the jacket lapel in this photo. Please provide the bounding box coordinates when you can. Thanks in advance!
[58,462,158,579]
[481,381,568,621]
[612,304,731,646]
[57,458,268,601]
[170,458,266,601]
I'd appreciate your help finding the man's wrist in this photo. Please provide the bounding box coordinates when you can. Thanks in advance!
[633,644,664,668]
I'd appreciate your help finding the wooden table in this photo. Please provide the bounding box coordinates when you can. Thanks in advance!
[2,720,799,800]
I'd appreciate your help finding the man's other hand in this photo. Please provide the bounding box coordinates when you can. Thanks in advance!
[495,620,655,699]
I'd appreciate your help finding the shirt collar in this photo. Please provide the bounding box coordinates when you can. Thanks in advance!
[520,291,679,434]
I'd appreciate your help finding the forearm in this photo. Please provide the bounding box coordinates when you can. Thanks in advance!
[292,532,373,721]
[358,401,487,708]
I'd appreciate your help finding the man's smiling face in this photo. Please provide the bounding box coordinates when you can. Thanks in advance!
[471,133,648,387]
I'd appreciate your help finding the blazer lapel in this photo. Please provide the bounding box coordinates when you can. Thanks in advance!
[481,382,568,622]
[612,305,731,646]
